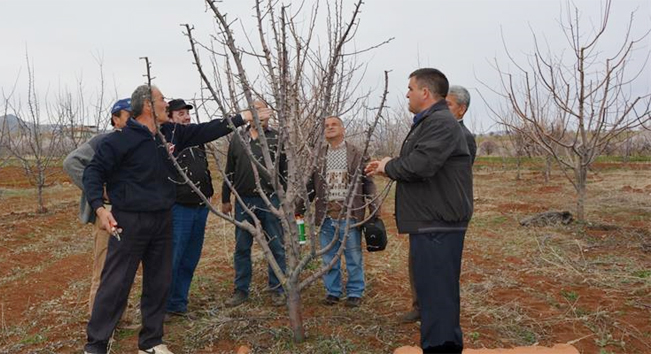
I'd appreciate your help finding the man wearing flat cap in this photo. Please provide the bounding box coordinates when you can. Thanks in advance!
[164,98,214,320]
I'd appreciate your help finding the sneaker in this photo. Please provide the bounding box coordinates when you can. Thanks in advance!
[224,290,248,308]
[321,295,340,306]
[271,292,285,307]
[138,344,174,354]
[345,297,362,308]
[398,309,421,323]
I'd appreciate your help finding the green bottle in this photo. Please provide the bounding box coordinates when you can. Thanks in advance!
[296,215,306,245]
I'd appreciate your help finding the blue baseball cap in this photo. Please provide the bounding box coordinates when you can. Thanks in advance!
[111,98,132,115]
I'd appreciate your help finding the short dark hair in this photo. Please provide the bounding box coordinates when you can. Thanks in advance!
[110,112,120,126]
[409,68,449,98]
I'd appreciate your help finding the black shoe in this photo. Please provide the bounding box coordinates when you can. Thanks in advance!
[345,297,361,308]
[225,290,248,308]
[398,309,420,323]
[321,295,340,306]
[164,311,188,323]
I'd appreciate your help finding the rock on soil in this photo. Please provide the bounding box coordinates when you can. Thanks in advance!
[519,211,573,227]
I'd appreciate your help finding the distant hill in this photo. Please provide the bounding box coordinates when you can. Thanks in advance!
[0,114,61,132]
[0,114,23,131]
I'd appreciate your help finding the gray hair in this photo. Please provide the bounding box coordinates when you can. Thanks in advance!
[448,85,471,108]
[130,85,156,118]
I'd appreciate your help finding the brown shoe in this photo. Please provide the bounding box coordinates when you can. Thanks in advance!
[164,311,195,323]
[345,297,362,308]
[225,290,248,308]
[321,295,340,306]
[398,309,420,323]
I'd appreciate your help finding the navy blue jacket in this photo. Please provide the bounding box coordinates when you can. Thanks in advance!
[83,115,244,213]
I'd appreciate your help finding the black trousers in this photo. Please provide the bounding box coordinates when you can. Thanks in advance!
[410,231,465,354]
[85,209,172,353]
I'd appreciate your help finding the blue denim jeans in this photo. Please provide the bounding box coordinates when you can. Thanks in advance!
[234,196,286,295]
[319,217,364,298]
[166,204,209,313]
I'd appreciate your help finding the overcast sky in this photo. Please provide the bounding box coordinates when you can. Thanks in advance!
[1,0,649,132]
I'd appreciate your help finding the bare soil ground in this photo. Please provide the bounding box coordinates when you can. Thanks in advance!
[0,161,649,354]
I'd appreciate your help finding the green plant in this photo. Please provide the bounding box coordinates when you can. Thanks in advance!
[19,333,46,345]
[561,289,579,302]
[632,270,650,279]
[468,331,481,341]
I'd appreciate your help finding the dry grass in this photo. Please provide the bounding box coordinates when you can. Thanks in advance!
[0,159,650,353]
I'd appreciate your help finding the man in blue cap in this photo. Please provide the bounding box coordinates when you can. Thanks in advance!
[63,98,132,316]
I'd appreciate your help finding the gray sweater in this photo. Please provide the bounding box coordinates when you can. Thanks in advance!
[62,133,109,224]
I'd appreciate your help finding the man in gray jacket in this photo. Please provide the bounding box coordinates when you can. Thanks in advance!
[62,98,131,315]
[367,68,473,354]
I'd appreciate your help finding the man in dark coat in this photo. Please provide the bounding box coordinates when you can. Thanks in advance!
[399,84,478,324]
[165,98,215,319]
[366,68,473,354]
[82,85,267,354]
[447,85,477,164]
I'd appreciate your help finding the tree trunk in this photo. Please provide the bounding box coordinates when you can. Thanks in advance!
[544,155,552,183]
[286,282,305,342]
[515,155,521,180]
[575,162,588,222]
[36,168,46,214]
[36,182,46,213]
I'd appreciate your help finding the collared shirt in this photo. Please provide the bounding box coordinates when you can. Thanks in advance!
[412,103,437,126]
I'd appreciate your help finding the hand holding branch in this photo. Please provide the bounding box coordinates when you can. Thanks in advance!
[241,106,272,124]
[365,157,392,177]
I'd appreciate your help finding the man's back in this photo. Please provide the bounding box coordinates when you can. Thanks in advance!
[459,121,476,164]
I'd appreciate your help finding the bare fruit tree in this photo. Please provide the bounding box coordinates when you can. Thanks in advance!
[487,0,651,221]
[1,55,65,213]
[56,58,113,152]
[144,0,391,342]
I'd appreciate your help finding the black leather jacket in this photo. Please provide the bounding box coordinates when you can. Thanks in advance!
[175,145,214,206]
[385,100,473,234]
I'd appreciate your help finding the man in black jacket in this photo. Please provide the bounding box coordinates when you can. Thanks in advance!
[400,84,478,325]
[221,100,287,308]
[366,68,473,354]
[165,98,214,319]
[447,85,477,164]
[82,85,266,354]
